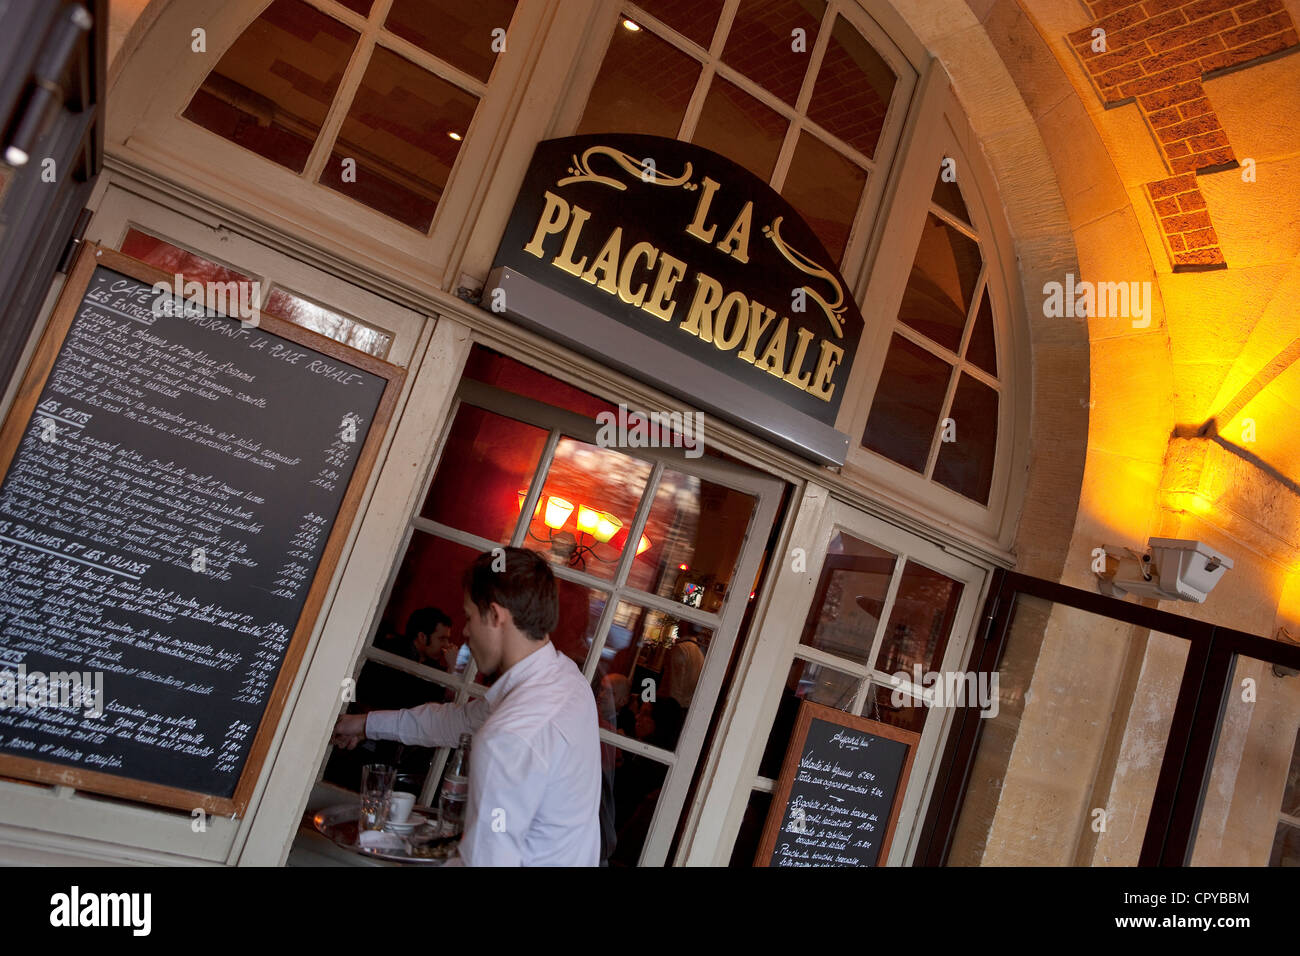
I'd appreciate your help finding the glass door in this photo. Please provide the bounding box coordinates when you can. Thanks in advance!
[686,490,990,865]
[325,352,782,866]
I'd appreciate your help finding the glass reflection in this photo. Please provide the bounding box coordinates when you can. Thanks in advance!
[385,0,518,82]
[634,0,725,49]
[421,404,550,545]
[182,0,358,172]
[759,657,859,776]
[320,47,479,231]
[898,213,983,354]
[781,131,866,262]
[808,15,896,158]
[798,535,896,665]
[873,560,963,676]
[693,78,787,182]
[861,333,952,473]
[627,469,755,608]
[722,0,825,105]
[593,603,712,751]
[264,287,393,358]
[577,23,701,137]
[524,437,652,581]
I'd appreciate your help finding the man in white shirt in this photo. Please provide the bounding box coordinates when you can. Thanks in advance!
[333,547,601,866]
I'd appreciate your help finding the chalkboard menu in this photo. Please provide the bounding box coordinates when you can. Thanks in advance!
[0,245,402,814]
[757,701,919,867]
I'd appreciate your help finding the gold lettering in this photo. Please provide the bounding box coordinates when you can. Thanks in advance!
[681,273,724,340]
[754,316,790,377]
[580,226,622,295]
[713,291,749,351]
[523,191,570,258]
[716,201,753,264]
[738,301,776,364]
[617,241,658,308]
[685,177,722,244]
[551,204,592,277]
[808,339,844,401]
[782,327,815,390]
[642,252,687,322]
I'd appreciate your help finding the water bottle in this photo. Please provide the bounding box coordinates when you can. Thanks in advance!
[437,733,471,837]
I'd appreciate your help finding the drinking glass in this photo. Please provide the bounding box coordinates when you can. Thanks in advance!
[360,763,396,831]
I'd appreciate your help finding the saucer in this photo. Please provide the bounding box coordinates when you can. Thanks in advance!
[385,812,429,833]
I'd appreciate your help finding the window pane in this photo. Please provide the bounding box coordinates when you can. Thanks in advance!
[965,288,997,377]
[378,531,481,671]
[323,659,447,789]
[337,0,372,14]
[722,0,825,106]
[798,540,896,666]
[862,334,952,473]
[525,437,653,581]
[420,404,551,545]
[182,0,357,172]
[759,658,859,777]
[633,0,725,49]
[608,751,668,865]
[933,162,971,224]
[577,24,701,138]
[729,789,773,865]
[553,578,609,671]
[120,229,253,286]
[781,131,866,262]
[692,78,787,182]
[373,605,463,677]
[872,560,964,675]
[595,602,713,747]
[898,214,982,354]
[320,46,478,231]
[807,14,896,159]
[626,469,757,608]
[1271,823,1300,866]
[932,373,998,504]
[868,682,927,734]
[385,0,518,82]
[264,286,393,358]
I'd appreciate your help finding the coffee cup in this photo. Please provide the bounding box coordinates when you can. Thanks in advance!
[389,791,416,824]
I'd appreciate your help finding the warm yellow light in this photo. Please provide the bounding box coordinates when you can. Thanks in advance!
[576,505,601,535]
[593,512,622,543]
[447,131,463,141]
[544,497,574,529]
[622,18,641,31]
[636,534,652,555]
[517,490,541,518]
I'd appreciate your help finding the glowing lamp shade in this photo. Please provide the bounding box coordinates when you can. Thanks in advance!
[517,490,541,518]
[576,505,601,535]
[544,496,574,529]
[636,534,652,556]
[593,512,623,543]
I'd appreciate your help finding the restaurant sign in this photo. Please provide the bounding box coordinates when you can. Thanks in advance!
[487,134,864,465]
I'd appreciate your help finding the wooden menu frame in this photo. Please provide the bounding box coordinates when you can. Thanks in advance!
[756,700,921,867]
[0,242,405,816]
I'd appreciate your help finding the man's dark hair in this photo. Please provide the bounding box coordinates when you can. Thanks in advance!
[407,607,451,638]
[462,548,557,641]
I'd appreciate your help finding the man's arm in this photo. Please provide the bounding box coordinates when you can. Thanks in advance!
[456,730,545,867]
[332,696,490,749]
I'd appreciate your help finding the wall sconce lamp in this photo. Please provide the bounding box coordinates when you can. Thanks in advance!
[519,491,649,569]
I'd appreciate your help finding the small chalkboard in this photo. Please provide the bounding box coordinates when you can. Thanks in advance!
[0,244,403,815]
[756,701,919,867]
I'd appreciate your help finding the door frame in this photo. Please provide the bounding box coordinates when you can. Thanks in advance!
[917,569,1300,866]
[357,372,786,866]
[682,486,992,865]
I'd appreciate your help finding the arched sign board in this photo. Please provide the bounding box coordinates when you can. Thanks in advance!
[488,134,864,466]
[0,244,403,815]
[757,700,920,867]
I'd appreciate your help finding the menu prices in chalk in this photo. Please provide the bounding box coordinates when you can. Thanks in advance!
[768,718,910,867]
[0,264,386,798]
